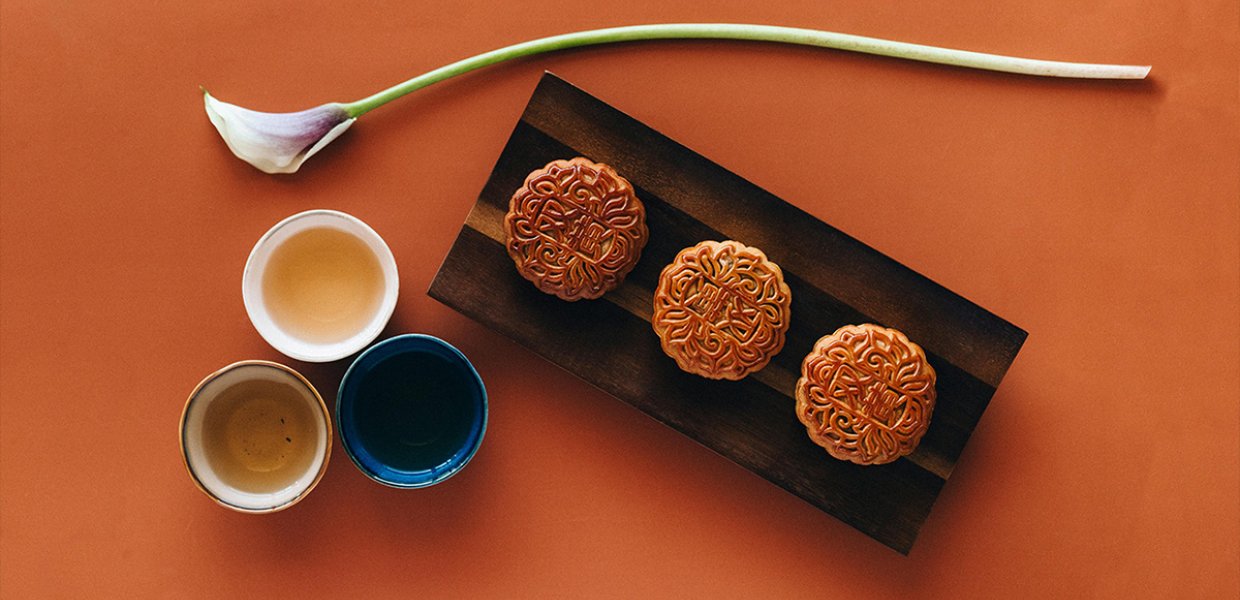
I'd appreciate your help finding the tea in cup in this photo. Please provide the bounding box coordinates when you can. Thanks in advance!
[243,210,399,363]
[337,334,487,488]
[180,361,332,512]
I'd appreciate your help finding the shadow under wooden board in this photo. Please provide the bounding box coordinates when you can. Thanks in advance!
[429,72,1026,554]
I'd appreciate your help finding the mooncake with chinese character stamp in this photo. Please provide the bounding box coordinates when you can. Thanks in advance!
[796,324,937,465]
[504,157,648,301]
[652,240,792,380]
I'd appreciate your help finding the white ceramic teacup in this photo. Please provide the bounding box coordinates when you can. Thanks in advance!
[243,209,399,363]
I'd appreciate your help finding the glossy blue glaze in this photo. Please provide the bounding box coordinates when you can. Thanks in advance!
[337,334,487,488]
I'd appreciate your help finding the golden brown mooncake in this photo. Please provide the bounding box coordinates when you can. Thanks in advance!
[652,240,792,380]
[795,324,937,465]
[504,157,648,301]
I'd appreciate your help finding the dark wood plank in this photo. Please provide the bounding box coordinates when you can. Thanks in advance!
[428,73,1027,554]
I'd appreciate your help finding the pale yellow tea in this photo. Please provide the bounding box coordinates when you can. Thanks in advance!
[262,227,384,345]
[202,378,320,494]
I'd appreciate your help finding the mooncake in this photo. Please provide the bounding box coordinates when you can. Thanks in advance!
[504,157,648,301]
[795,324,937,465]
[652,240,792,380]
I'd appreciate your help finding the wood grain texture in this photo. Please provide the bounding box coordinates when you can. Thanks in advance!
[428,73,1026,554]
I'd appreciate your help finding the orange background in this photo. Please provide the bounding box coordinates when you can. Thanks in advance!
[1,1,1237,597]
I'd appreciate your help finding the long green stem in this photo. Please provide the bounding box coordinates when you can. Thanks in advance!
[341,23,1150,118]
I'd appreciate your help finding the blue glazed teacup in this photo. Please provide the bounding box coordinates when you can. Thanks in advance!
[337,334,487,488]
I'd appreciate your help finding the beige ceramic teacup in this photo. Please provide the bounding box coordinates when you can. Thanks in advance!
[180,361,332,513]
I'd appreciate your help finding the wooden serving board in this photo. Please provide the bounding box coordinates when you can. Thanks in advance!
[429,73,1027,554]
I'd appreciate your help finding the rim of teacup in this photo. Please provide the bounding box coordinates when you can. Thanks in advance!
[242,209,399,363]
[179,360,333,513]
[336,334,488,489]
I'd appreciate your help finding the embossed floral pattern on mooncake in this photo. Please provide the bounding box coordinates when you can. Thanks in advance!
[796,324,937,465]
[504,157,647,301]
[652,240,792,380]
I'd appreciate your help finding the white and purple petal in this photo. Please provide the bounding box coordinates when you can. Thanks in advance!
[203,91,355,174]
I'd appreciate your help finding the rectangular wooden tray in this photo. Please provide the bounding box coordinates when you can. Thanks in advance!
[429,73,1027,554]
